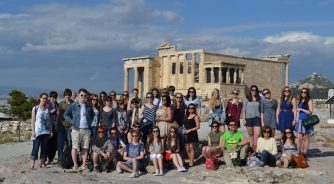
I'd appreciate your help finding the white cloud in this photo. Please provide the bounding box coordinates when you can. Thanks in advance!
[264,32,322,43]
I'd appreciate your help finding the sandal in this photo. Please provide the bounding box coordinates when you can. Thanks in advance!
[40,160,46,168]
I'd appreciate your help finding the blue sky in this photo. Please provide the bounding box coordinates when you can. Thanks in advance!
[0,0,334,94]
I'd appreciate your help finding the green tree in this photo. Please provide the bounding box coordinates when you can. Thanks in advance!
[8,90,36,120]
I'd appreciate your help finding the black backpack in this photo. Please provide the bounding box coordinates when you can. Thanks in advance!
[61,144,74,169]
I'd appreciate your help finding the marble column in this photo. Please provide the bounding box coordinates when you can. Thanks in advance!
[219,67,222,83]
[123,68,129,91]
[233,68,237,84]
[211,67,215,83]
[138,68,143,98]
[134,67,139,89]
[191,53,195,86]
[285,63,289,86]
[226,68,230,84]
[241,69,244,84]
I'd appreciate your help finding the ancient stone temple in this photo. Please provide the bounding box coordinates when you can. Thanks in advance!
[123,43,289,99]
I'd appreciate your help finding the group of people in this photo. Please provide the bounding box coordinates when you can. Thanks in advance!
[30,85,314,177]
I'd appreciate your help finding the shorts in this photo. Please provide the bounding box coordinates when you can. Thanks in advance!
[71,128,91,149]
[123,160,142,169]
[165,152,172,161]
[150,153,163,160]
[246,117,261,127]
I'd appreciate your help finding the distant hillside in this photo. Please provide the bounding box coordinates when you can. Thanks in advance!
[290,73,334,99]
[0,87,51,97]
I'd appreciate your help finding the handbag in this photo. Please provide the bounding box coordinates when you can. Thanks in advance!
[205,156,219,170]
[140,117,154,129]
[292,154,309,168]
[302,115,320,129]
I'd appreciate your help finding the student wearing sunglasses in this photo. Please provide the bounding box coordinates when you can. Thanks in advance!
[91,126,115,173]
[256,126,277,167]
[202,121,223,158]
[220,121,248,167]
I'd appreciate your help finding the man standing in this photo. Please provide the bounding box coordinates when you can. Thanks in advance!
[127,88,142,110]
[64,88,94,171]
[56,88,73,167]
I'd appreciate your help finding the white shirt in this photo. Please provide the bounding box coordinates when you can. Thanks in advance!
[79,103,88,128]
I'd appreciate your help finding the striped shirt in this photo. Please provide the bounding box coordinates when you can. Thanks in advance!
[143,104,158,122]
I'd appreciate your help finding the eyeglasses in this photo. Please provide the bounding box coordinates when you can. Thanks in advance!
[80,94,87,97]
[97,131,105,134]
[229,124,237,127]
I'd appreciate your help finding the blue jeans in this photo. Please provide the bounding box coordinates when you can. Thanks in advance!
[57,126,72,163]
[31,134,49,160]
[261,150,276,166]
[90,126,97,137]
[142,126,152,145]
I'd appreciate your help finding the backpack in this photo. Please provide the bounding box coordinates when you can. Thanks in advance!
[60,143,74,169]
[247,156,258,167]
[205,156,219,170]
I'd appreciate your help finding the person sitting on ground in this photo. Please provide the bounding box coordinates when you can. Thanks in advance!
[220,121,249,167]
[276,128,299,168]
[127,123,143,143]
[91,126,115,172]
[202,121,223,158]
[116,130,145,178]
[165,126,186,172]
[109,127,126,162]
[147,126,165,176]
[256,126,277,167]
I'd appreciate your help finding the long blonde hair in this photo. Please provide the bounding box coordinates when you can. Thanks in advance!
[209,88,220,110]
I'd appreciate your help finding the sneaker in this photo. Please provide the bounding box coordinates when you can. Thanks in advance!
[158,170,164,176]
[283,158,289,168]
[93,166,99,173]
[177,168,183,172]
[73,166,79,171]
[155,170,159,176]
[276,160,282,168]
[80,165,88,172]
[137,171,142,176]
[129,172,137,178]
[116,166,122,174]
[181,167,187,172]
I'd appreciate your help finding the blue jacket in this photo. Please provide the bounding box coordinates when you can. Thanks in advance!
[63,102,95,129]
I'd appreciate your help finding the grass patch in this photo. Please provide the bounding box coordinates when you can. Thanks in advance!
[0,134,16,144]
[23,132,32,141]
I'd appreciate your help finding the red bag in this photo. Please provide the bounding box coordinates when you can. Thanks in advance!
[205,156,219,170]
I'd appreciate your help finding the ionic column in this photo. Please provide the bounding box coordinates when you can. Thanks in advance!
[124,68,129,91]
[233,68,237,84]
[241,69,244,84]
[134,67,139,89]
[219,67,222,83]
[285,63,289,86]
[210,67,215,83]
[226,68,230,84]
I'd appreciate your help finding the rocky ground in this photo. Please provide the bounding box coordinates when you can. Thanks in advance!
[0,107,333,184]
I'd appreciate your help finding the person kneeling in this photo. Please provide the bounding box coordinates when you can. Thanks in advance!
[91,126,115,172]
[256,126,277,167]
[117,131,145,178]
[220,121,249,166]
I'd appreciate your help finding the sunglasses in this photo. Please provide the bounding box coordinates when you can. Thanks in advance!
[285,131,292,134]
[263,92,269,95]
[132,135,139,137]
[97,131,105,134]
[229,124,237,127]
[80,94,87,97]
[284,90,290,92]
[176,96,182,99]
[264,130,271,133]
[152,130,159,133]
[251,89,257,92]
[301,91,307,94]
[232,92,238,95]
[212,126,218,128]
[92,98,98,101]
[189,91,195,94]
[146,96,153,99]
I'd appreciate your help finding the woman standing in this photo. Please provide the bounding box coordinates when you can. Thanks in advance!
[173,93,187,153]
[295,88,313,157]
[99,91,107,108]
[156,95,173,138]
[139,92,158,144]
[31,93,53,169]
[277,86,297,134]
[242,85,261,148]
[90,94,100,136]
[183,103,200,167]
[115,98,128,142]
[226,89,243,127]
[109,90,118,109]
[152,88,160,106]
[122,91,129,110]
[100,96,116,130]
[260,88,278,134]
[184,87,201,116]
[208,88,226,132]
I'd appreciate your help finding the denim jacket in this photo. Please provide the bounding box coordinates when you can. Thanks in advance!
[63,102,95,129]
